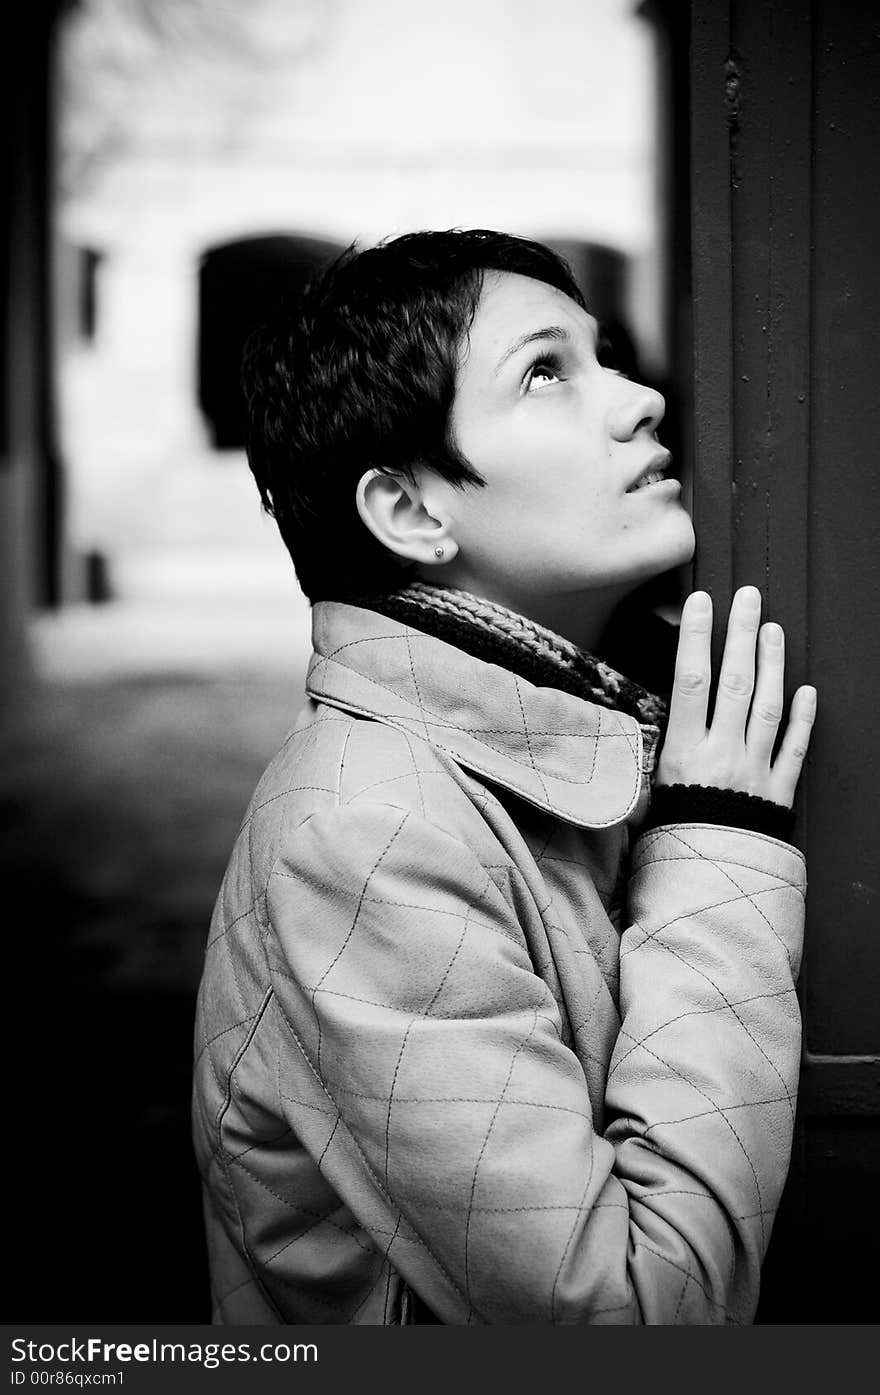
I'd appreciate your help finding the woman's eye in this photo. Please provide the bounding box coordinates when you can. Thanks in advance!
[526,362,561,391]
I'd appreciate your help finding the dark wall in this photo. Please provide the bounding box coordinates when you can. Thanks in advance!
[687,0,880,1321]
[1,0,67,700]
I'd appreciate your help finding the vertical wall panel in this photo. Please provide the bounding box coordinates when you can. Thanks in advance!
[805,0,880,1055]
[690,2,812,689]
[687,0,880,1320]
[689,1,735,615]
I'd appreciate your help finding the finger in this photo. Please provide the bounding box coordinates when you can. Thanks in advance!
[770,685,818,807]
[745,622,785,765]
[665,591,713,750]
[710,586,762,740]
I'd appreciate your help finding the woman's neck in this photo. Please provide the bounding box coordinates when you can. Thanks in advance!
[412,557,644,656]
[438,581,637,658]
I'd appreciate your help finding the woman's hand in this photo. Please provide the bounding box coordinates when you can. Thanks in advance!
[656,586,817,810]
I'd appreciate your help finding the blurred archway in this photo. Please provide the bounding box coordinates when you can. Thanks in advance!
[197,232,344,450]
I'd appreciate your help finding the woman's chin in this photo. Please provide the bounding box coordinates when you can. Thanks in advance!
[657,514,696,570]
[630,532,696,586]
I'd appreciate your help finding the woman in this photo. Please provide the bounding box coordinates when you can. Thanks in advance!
[192,229,817,1324]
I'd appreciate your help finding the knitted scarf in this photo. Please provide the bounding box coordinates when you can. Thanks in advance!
[356,581,669,730]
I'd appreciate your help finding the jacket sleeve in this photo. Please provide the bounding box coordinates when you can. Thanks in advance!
[266,801,806,1325]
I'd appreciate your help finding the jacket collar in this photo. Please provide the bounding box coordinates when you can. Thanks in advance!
[306,601,651,830]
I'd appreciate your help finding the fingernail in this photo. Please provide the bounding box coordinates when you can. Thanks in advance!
[690,591,711,612]
[740,586,761,609]
[802,686,818,709]
[764,623,783,645]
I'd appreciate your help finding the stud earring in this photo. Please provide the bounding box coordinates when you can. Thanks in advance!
[434,546,445,559]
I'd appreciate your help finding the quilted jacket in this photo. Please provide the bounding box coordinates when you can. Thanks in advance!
[192,600,806,1325]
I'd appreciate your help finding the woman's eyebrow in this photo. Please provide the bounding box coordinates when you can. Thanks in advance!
[493,324,570,374]
[493,316,599,375]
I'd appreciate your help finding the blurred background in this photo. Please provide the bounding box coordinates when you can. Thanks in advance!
[5,0,686,1320]
[7,0,879,1325]
[51,0,671,640]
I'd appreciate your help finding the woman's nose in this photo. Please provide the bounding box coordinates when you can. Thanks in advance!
[609,380,666,441]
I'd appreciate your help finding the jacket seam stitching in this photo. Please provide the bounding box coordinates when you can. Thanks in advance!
[266,989,479,1319]
[214,987,285,1321]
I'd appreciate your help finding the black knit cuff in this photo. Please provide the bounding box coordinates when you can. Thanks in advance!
[643,783,796,843]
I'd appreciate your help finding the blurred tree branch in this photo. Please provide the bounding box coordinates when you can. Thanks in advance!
[57,0,332,198]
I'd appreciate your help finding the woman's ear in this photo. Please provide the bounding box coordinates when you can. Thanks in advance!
[355,469,459,566]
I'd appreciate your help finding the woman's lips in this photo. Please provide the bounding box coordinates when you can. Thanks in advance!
[625,450,673,493]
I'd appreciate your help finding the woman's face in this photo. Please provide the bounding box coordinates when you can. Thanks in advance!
[423,271,695,619]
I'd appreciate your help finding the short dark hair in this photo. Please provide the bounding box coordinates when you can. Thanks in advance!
[241,228,586,601]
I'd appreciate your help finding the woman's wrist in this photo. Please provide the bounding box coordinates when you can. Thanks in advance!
[644,782,796,843]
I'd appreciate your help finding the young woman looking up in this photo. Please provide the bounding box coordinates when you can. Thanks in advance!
[192,229,817,1325]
